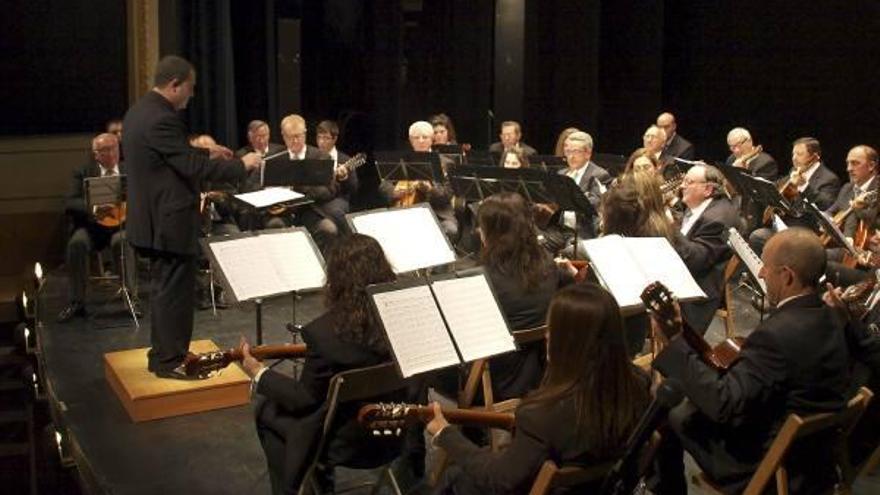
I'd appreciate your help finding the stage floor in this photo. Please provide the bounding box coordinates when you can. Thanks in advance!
[34,268,880,494]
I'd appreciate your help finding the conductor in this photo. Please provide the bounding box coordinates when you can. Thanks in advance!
[123,55,261,379]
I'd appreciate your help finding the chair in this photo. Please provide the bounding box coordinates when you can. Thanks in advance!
[529,460,613,495]
[298,362,410,495]
[714,256,741,339]
[692,387,874,495]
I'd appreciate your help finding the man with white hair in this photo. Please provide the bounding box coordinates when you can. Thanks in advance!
[642,125,667,162]
[724,127,778,181]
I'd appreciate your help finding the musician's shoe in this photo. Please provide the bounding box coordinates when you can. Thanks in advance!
[57,302,87,323]
[154,363,206,381]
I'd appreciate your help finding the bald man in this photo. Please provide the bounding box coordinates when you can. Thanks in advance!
[652,228,851,494]
[656,112,695,170]
[57,133,140,322]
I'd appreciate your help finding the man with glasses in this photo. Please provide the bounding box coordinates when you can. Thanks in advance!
[672,164,739,333]
[724,127,778,181]
[57,133,141,322]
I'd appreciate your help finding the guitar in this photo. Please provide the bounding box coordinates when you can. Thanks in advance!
[358,403,515,436]
[95,203,127,228]
[181,343,307,378]
[641,281,743,371]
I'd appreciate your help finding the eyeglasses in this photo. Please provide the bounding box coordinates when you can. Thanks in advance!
[681,178,707,186]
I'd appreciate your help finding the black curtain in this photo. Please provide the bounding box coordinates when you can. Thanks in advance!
[176,0,240,148]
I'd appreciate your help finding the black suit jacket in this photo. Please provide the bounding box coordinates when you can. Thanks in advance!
[489,141,537,156]
[825,178,880,236]
[123,91,246,255]
[796,162,842,211]
[659,133,695,168]
[255,312,400,491]
[674,197,740,332]
[725,151,779,182]
[557,161,612,238]
[655,293,851,491]
[64,161,126,231]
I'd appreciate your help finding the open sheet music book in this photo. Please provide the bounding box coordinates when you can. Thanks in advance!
[727,228,767,294]
[367,270,516,378]
[581,235,706,312]
[347,204,456,273]
[234,187,305,208]
[202,227,326,302]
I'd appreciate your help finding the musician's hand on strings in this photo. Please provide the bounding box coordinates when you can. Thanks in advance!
[94,204,114,220]
[240,152,262,171]
[554,257,579,278]
[414,181,432,194]
[822,283,846,311]
[425,402,449,436]
[534,203,556,215]
[239,336,265,378]
[335,166,349,182]
[790,169,805,186]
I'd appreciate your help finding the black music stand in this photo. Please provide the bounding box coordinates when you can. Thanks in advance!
[448,166,554,204]
[544,172,598,255]
[463,150,495,166]
[374,151,445,183]
[83,175,139,328]
[263,156,335,187]
[529,154,567,173]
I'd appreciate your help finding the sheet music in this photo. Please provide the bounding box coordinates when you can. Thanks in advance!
[430,275,516,362]
[262,231,326,292]
[350,206,456,273]
[210,237,286,300]
[234,187,304,208]
[208,230,326,301]
[728,228,767,294]
[371,285,461,377]
[581,235,705,311]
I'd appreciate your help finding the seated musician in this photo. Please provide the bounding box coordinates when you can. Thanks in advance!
[430,113,458,146]
[239,234,401,494]
[601,171,677,358]
[477,192,573,401]
[623,147,663,175]
[552,127,580,157]
[650,228,852,494]
[235,119,286,159]
[672,164,740,333]
[427,283,650,495]
[541,131,611,256]
[314,119,359,234]
[749,137,841,255]
[488,120,537,157]
[382,120,459,240]
[256,114,352,250]
[656,112,696,171]
[642,124,667,166]
[725,127,778,181]
[57,133,140,322]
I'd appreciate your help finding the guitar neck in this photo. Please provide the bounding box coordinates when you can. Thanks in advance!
[227,344,307,362]
[414,406,515,430]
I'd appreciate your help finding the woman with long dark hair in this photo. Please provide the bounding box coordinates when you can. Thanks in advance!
[428,283,650,494]
[240,233,397,494]
[477,192,569,400]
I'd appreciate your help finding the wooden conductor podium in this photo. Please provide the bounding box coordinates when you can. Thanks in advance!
[104,340,250,422]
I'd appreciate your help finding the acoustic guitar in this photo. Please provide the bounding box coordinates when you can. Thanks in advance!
[181,343,307,378]
[641,281,743,371]
[95,203,126,228]
[358,402,515,436]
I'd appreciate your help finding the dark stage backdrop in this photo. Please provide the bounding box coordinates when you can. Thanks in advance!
[0,0,128,136]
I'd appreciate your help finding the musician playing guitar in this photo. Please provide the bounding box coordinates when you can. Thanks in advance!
[57,133,141,322]
[426,284,649,495]
[648,228,851,494]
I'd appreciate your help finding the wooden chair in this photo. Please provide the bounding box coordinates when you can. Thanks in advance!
[528,460,613,495]
[714,256,741,339]
[298,363,410,495]
[692,387,873,495]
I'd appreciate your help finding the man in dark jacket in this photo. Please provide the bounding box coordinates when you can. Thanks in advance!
[123,55,261,378]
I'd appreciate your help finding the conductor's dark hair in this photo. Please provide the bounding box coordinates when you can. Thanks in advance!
[153,55,195,88]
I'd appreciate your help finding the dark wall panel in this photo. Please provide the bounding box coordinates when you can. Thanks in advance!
[0,1,127,135]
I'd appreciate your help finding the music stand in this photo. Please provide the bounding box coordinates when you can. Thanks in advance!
[463,150,495,166]
[83,175,139,328]
[544,172,599,252]
[374,151,445,183]
[263,156,335,188]
[529,155,567,173]
[447,165,554,205]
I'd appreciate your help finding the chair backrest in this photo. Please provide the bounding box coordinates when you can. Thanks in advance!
[529,460,613,495]
[742,386,874,495]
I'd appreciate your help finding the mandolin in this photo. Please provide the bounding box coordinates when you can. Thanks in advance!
[181,343,307,378]
[95,203,126,228]
[641,281,744,371]
[358,402,515,436]
[267,152,367,216]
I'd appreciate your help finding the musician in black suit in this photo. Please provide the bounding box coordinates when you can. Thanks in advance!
[57,133,140,322]
[427,283,650,495]
[673,164,740,333]
[315,119,358,233]
[657,112,695,171]
[542,131,611,255]
[825,145,879,237]
[240,234,402,495]
[749,137,842,255]
[235,119,286,159]
[652,228,851,494]
[488,121,537,156]
[725,127,778,182]
[123,55,262,378]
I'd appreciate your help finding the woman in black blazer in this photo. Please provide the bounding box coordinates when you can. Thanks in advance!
[427,283,650,494]
[477,192,571,400]
[240,233,398,495]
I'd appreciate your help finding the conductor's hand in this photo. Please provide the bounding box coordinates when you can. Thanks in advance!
[208,144,234,161]
[240,152,263,171]
[425,402,449,436]
[239,336,265,378]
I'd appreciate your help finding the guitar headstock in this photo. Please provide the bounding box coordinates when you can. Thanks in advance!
[343,152,367,172]
[640,281,681,340]
[181,349,234,378]
[357,403,421,436]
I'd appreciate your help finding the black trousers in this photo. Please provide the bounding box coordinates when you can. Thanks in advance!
[143,250,197,372]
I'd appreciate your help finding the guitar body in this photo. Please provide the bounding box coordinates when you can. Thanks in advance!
[96,203,126,228]
[393,180,428,207]
[842,220,873,269]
